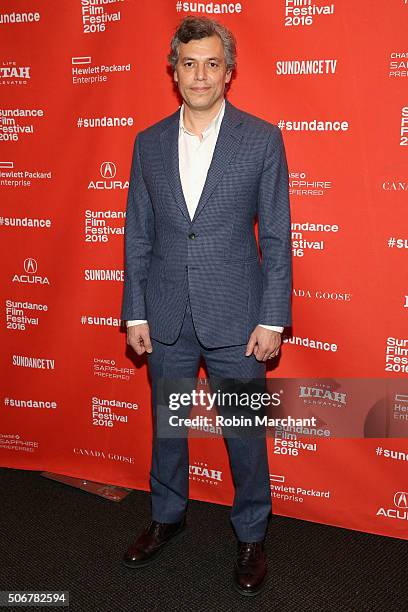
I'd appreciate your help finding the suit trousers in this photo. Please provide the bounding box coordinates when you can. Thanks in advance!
[147,296,272,542]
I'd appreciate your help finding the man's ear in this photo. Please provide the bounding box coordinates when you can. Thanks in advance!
[174,70,178,83]
[225,69,232,84]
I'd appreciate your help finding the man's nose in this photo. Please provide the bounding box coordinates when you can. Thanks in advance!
[194,64,207,80]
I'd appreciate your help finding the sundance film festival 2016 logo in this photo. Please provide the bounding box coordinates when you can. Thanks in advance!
[0,108,45,143]
[291,220,340,257]
[84,209,125,243]
[91,396,138,429]
[377,492,408,521]
[12,258,50,285]
[80,0,122,35]
[5,298,48,332]
[385,337,408,375]
[284,0,335,27]
[400,106,408,145]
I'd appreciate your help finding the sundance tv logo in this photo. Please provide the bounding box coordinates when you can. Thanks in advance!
[377,491,408,521]
[88,161,128,190]
[276,59,337,75]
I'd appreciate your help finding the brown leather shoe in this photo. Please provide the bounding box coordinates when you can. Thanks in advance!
[122,518,186,568]
[233,540,268,596]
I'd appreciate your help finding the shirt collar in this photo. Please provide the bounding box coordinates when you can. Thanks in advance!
[179,98,226,138]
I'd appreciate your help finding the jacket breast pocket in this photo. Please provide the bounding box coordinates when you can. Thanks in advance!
[226,161,260,174]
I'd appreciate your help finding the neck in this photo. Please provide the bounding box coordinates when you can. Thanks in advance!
[182,98,224,137]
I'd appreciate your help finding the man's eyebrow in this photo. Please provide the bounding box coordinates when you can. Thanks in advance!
[181,56,223,62]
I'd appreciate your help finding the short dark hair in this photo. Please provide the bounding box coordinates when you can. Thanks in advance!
[168,16,237,72]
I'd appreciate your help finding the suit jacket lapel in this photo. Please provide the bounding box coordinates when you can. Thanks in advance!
[192,99,244,222]
[160,109,190,221]
[159,99,244,223]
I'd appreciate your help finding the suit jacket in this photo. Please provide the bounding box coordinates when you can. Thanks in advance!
[121,98,292,348]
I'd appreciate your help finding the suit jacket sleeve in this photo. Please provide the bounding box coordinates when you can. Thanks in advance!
[257,126,292,327]
[121,134,155,321]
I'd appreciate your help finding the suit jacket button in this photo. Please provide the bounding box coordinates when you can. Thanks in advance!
[188,233,196,239]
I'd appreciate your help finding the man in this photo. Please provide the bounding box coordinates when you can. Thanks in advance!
[121,16,292,596]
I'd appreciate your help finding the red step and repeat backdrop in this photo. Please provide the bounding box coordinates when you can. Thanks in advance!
[1,1,407,540]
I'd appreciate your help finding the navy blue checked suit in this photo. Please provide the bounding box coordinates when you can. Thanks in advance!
[121,99,292,542]
[121,99,292,346]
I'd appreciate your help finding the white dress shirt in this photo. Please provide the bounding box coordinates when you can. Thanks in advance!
[127,98,284,334]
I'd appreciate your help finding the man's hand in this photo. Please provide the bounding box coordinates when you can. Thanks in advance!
[245,325,282,362]
[127,323,153,355]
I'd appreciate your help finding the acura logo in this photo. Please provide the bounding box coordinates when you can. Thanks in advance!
[100,161,116,179]
[394,491,408,509]
[23,258,37,274]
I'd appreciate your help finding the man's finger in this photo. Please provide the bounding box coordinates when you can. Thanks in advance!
[245,334,257,357]
[133,338,146,356]
[127,326,153,355]
[143,334,153,354]
[258,349,268,361]
[134,332,153,355]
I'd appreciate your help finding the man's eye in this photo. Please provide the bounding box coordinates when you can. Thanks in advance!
[209,62,219,68]
[184,62,194,68]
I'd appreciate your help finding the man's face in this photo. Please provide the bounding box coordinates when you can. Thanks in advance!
[173,34,232,111]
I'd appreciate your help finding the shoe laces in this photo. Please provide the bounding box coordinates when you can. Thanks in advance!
[238,541,261,563]
[146,521,165,537]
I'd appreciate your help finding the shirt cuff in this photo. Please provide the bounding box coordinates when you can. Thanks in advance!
[259,324,284,333]
[126,320,148,327]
